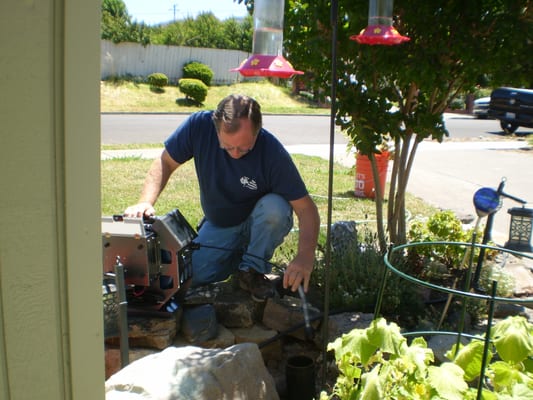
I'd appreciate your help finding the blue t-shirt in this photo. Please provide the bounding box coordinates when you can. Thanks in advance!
[164,111,309,227]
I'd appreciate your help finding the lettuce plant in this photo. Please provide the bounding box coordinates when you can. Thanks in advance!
[323,316,533,399]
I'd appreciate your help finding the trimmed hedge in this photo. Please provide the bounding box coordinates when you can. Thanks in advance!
[178,78,208,104]
[146,72,168,88]
[182,62,213,87]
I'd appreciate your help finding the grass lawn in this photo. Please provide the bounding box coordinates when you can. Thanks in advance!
[101,79,328,115]
[101,153,436,239]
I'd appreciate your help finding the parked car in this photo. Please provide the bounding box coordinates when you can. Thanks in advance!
[488,87,533,135]
[472,96,490,118]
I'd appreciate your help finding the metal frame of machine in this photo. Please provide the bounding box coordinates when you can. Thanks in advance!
[102,209,197,313]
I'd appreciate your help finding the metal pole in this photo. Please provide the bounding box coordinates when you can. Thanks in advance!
[477,281,497,400]
[114,256,129,368]
[473,180,505,290]
[321,0,338,387]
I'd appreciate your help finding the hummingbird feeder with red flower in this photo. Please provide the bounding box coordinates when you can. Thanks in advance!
[351,0,409,45]
[231,0,303,78]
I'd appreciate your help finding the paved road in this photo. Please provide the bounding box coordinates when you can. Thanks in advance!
[101,112,533,145]
[101,113,533,245]
[101,113,347,145]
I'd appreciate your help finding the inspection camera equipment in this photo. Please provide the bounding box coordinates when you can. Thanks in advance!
[102,209,197,313]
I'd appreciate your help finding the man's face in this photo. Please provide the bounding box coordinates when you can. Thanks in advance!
[217,118,258,159]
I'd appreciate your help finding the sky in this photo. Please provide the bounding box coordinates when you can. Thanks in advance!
[123,0,249,25]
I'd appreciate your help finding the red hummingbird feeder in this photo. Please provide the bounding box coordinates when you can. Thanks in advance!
[231,0,303,78]
[351,0,409,45]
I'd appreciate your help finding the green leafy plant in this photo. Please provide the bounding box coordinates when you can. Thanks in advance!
[476,261,515,298]
[146,72,168,91]
[308,225,425,325]
[405,211,514,325]
[408,210,472,265]
[182,61,214,86]
[178,78,208,105]
[322,316,533,400]
[447,316,533,399]
[405,210,493,292]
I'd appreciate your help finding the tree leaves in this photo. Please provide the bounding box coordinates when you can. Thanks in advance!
[283,0,532,247]
[101,0,253,50]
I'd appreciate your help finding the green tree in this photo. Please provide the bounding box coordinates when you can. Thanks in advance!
[101,0,151,44]
[102,0,127,19]
[283,0,532,250]
[101,0,252,49]
[149,12,252,51]
[150,22,186,46]
[188,12,228,47]
[222,17,253,51]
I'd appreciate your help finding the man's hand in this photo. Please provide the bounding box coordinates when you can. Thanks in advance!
[123,150,181,219]
[283,254,314,293]
[285,195,320,293]
[123,202,155,218]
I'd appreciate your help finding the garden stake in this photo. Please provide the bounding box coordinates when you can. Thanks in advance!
[373,245,393,318]
[437,229,478,330]
[453,217,482,355]
[472,178,528,291]
[320,0,339,387]
[477,281,497,400]
[472,181,505,290]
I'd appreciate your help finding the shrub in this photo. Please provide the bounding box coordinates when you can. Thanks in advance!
[178,78,208,105]
[323,316,533,400]
[182,61,214,87]
[311,223,425,325]
[146,72,168,89]
[406,210,512,326]
[408,210,471,266]
[104,74,144,85]
[450,96,465,110]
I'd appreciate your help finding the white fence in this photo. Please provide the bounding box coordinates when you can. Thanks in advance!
[101,40,252,85]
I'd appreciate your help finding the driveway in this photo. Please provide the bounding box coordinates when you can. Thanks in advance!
[404,140,532,244]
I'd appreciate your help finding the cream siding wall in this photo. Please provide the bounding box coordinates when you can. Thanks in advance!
[0,0,103,399]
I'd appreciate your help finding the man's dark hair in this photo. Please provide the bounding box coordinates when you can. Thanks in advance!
[212,94,262,136]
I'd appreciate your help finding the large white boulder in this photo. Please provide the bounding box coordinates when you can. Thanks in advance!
[106,343,279,400]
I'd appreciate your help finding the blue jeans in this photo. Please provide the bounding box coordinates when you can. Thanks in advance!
[191,193,293,287]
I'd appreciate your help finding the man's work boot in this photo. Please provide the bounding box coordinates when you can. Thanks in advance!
[237,269,275,302]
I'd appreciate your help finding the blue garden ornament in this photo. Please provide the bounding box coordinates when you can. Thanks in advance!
[473,187,501,217]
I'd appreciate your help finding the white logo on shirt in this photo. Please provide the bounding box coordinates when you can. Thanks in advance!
[240,176,257,190]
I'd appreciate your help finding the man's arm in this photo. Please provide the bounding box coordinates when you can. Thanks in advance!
[124,149,180,217]
[283,195,320,292]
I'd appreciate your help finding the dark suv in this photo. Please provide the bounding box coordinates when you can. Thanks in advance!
[488,87,533,135]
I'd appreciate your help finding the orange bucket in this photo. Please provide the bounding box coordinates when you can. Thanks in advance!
[354,151,389,199]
